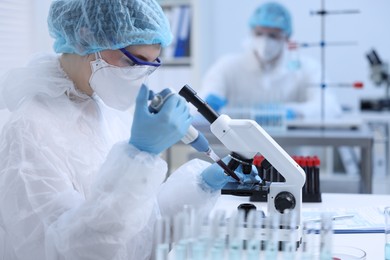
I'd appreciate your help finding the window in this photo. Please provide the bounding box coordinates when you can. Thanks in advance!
[0,0,33,75]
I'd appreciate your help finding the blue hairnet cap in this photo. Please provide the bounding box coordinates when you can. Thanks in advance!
[249,2,292,38]
[48,0,173,55]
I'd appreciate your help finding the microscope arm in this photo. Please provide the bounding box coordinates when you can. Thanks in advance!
[210,114,306,221]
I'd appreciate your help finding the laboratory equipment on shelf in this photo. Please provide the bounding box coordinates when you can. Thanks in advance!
[220,104,287,133]
[361,49,390,111]
[149,88,240,182]
[178,84,306,247]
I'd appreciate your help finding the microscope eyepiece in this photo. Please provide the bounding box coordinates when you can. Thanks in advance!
[178,85,219,124]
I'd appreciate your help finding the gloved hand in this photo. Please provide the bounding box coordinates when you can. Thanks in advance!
[201,156,261,191]
[285,106,305,120]
[129,85,192,154]
[205,94,227,113]
[286,108,297,120]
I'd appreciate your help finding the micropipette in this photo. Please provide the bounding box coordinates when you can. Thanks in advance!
[148,88,241,182]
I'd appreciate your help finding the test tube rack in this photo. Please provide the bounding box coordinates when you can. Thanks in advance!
[155,206,336,259]
[253,155,322,203]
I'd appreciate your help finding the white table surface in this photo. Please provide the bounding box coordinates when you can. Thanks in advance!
[211,193,390,260]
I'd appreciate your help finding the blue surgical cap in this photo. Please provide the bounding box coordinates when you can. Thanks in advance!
[249,2,292,38]
[48,0,173,55]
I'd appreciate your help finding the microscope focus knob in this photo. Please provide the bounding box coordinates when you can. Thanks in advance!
[274,192,296,213]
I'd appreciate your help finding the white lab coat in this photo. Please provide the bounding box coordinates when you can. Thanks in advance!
[0,54,218,260]
[200,48,342,119]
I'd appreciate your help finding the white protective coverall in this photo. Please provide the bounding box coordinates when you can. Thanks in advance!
[0,53,218,260]
[200,48,342,119]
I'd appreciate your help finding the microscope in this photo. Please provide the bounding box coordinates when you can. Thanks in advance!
[361,49,390,111]
[179,85,306,248]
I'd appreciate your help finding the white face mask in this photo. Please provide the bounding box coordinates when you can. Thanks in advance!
[253,36,284,63]
[89,52,154,111]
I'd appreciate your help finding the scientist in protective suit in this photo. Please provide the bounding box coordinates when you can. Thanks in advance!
[0,0,256,259]
[200,1,341,119]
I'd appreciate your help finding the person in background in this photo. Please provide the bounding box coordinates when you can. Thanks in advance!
[0,0,255,259]
[199,1,342,119]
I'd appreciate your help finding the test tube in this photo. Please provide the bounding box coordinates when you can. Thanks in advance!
[173,206,193,260]
[385,207,390,260]
[155,216,171,260]
[282,210,298,259]
[294,157,306,195]
[313,156,321,194]
[184,205,199,259]
[306,157,314,194]
[192,213,209,260]
[300,220,316,260]
[173,212,187,260]
[298,157,307,195]
[319,213,333,260]
[265,213,280,259]
[227,210,245,260]
[209,210,227,259]
[245,210,263,260]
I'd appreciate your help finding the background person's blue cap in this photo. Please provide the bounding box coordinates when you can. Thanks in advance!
[249,2,292,38]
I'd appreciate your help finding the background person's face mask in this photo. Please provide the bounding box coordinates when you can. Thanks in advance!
[89,52,153,111]
[253,36,284,63]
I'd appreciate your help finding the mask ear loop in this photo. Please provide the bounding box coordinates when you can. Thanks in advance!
[89,52,105,99]
[95,52,102,60]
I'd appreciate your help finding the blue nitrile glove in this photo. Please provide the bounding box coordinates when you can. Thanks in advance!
[205,94,228,113]
[201,156,261,191]
[286,108,297,120]
[129,85,192,154]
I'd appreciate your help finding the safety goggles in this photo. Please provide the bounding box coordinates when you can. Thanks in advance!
[93,51,158,80]
[254,31,285,40]
[119,48,162,67]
